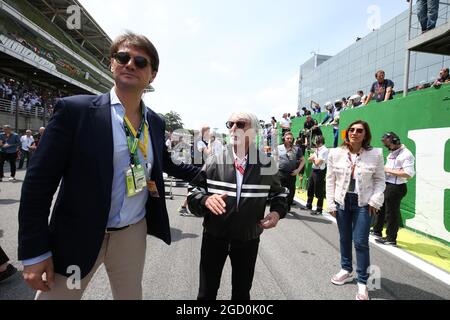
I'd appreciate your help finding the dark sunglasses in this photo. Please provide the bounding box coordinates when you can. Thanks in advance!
[113,52,151,69]
[349,128,364,134]
[226,121,247,129]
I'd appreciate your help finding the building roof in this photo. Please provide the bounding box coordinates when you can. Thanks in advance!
[27,0,112,69]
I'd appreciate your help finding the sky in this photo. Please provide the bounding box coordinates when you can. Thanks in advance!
[79,0,409,134]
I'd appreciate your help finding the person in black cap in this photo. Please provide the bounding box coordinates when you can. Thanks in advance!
[372,132,415,246]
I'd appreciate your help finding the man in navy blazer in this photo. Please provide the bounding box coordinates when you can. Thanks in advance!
[18,32,200,299]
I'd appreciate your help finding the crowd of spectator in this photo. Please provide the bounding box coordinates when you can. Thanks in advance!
[0,76,62,118]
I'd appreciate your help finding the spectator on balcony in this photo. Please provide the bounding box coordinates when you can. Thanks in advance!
[313,104,321,114]
[302,107,311,116]
[364,70,394,105]
[348,95,363,108]
[303,115,322,147]
[433,67,450,88]
[321,101,343,148]
[357,90,366,103]
[415,0,440,33]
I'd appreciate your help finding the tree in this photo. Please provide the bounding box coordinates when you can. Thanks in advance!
[162,111,184,132]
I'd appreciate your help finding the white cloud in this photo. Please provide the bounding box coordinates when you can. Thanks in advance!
[232,74,299,123]
[209,61,239,79]
[185,17,201,34]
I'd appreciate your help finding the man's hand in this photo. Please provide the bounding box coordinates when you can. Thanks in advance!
[23,257,55,292]
[330,211,337,218]
[205,194,227,215]
[259,212,280,229]
[3,143,10,148]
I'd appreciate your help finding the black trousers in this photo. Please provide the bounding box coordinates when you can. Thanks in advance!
[0,152,17,178]
[373,183,407,241]
[278,171,296,211]
[18,149,31,169]
[197,233,260,300]
[0,246,9,265]
[306,169,326,211]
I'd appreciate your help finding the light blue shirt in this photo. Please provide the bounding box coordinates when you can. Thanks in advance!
[107,88,154,228]
[22,89,154,266]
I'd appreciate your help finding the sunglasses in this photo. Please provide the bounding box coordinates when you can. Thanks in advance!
[349,128,364,134]
[226,121,247,129]
[113,52,151,69]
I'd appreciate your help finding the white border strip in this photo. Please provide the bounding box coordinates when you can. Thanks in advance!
[242,184,271,190]
[241,192,269,198]
[207,179,236,189]
[208,188,237,197]
[294,196,450,287]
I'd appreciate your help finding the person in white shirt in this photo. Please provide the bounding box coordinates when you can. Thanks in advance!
[179,126,212,216]
[373,132,415,246]
[18,130,35,169]
[210,135,223,156]
[306,135,328,215]
[326,120,385,300]
[280,113,291,138]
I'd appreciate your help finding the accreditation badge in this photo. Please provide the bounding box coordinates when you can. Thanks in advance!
[125,164,146,197]
[133,164,147,193]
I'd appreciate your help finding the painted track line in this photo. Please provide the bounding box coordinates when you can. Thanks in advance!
[294,197,450,287]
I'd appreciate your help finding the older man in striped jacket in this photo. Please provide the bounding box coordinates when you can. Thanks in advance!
[188,111,288,300]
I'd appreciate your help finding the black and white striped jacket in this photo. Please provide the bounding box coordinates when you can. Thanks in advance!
[188,145,288,241]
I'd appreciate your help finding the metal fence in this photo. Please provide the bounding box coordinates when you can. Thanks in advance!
[0,97,52,119]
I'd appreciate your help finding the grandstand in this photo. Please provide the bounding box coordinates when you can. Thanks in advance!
[0,0,114,131]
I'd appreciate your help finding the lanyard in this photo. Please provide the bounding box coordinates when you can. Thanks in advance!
[234,155,247,176]
[347,152,360,179]
[123,106,148,164]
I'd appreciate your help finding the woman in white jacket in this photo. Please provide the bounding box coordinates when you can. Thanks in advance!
[326,120,385,300]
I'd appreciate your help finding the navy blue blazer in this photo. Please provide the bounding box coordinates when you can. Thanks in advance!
[18,93,200,278]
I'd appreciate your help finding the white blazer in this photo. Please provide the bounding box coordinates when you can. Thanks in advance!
[326,146,385,212]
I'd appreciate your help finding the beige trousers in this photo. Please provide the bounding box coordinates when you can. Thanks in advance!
[36,218,147,300]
